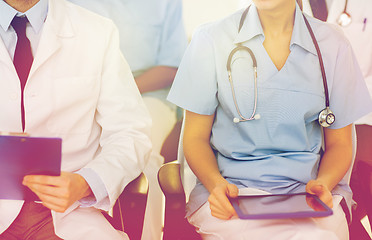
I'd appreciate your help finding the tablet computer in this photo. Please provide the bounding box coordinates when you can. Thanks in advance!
[230,192,333,219]
[0,135,62,201]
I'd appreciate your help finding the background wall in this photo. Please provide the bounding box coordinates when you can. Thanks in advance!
[182,0,251,38]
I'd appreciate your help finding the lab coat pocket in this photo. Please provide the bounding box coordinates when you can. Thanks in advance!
[47,76,99,135]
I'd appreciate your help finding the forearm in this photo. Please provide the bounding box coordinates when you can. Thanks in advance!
[183,111,239,219]
[135,66,177,93]
[183,111,227,193]
[183,137,227,193]
[316,125,353,191]
[317,147,352,191]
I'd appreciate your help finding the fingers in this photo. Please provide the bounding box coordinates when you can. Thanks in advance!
[24,181,70,200]
[227,184,239,198]
[22,172,90,213]
[23,180,72,212]
[23,175,65,188]
[208,183,238,220]
[319,191,333,208]
[33,190,71,213]
[306,195,325,211]
[306,180,333,209]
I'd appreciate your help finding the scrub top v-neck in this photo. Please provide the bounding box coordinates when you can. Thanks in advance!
[167,3,372,216]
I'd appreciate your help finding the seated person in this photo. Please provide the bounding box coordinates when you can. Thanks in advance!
[167,0,372,239]
[66,0,188,239]
[0,0,152,239]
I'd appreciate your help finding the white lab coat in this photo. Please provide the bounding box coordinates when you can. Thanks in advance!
[0,0,152,239]
[326,0,372,125]
[304,0,372,125]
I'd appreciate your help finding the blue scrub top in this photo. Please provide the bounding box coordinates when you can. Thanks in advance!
[168,4,372,216]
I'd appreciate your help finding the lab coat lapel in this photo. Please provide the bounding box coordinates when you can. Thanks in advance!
[28,0,75,79]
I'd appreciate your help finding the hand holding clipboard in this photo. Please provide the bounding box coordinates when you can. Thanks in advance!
[0,133,62,201]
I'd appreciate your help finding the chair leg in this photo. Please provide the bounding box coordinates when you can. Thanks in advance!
[350,158,372,239]
[349,215,371,240]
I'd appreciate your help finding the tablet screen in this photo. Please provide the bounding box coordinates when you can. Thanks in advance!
[230,192,333,219]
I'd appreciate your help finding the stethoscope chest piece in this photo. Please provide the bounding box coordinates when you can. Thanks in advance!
[318,107,335,127]
[337,12,352,27]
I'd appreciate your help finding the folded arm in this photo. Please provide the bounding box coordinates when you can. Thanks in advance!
[135,66,178,94]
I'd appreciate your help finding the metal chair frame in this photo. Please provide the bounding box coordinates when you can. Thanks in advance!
[103,172,149,240]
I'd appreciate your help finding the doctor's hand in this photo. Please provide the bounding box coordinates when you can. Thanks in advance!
[306,179,333,210]
[208,182,238,220]
[23,171,92,213]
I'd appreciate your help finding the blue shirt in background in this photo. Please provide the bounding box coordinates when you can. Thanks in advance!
[68,0,188,108]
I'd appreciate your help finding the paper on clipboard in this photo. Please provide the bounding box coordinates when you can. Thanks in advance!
[0,134,62,201]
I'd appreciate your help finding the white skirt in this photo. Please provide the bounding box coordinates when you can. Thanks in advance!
[188,188,348,240]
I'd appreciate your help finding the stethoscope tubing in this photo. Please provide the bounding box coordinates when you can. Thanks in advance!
[228,5,334,126]
[227,45,258,122]
[302,14,330,108]
[343,0,349,14]
[337,0,352,27]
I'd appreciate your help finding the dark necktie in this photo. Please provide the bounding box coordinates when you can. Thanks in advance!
[11,16,34,132]
[309,0,328,21]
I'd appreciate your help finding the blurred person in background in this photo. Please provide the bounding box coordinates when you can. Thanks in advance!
[67,0,188,239]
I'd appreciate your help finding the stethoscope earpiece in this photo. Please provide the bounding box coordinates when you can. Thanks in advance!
[233,118,240,123]
[233,114,260,124]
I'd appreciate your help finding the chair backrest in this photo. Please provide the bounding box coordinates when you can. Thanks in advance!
[104,172,149,240]
[177,114,197,201]
[158,161,202,240]
[341,124,357,185]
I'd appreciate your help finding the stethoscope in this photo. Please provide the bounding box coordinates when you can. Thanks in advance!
[227,6,335,127]
[337,0,352,27]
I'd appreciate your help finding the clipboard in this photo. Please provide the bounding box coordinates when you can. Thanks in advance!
[0,134,62,201]
[230,192,333,220]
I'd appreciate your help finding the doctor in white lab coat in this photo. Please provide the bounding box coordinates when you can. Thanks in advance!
[0,0,152,239]
[305,0,372,237]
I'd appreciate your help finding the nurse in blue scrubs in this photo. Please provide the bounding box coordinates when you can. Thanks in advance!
[167,0,372,239]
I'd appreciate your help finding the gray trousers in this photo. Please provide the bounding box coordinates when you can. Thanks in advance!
[0,202,62,240]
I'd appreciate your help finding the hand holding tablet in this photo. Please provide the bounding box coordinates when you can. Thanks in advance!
[230,192,333,220]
